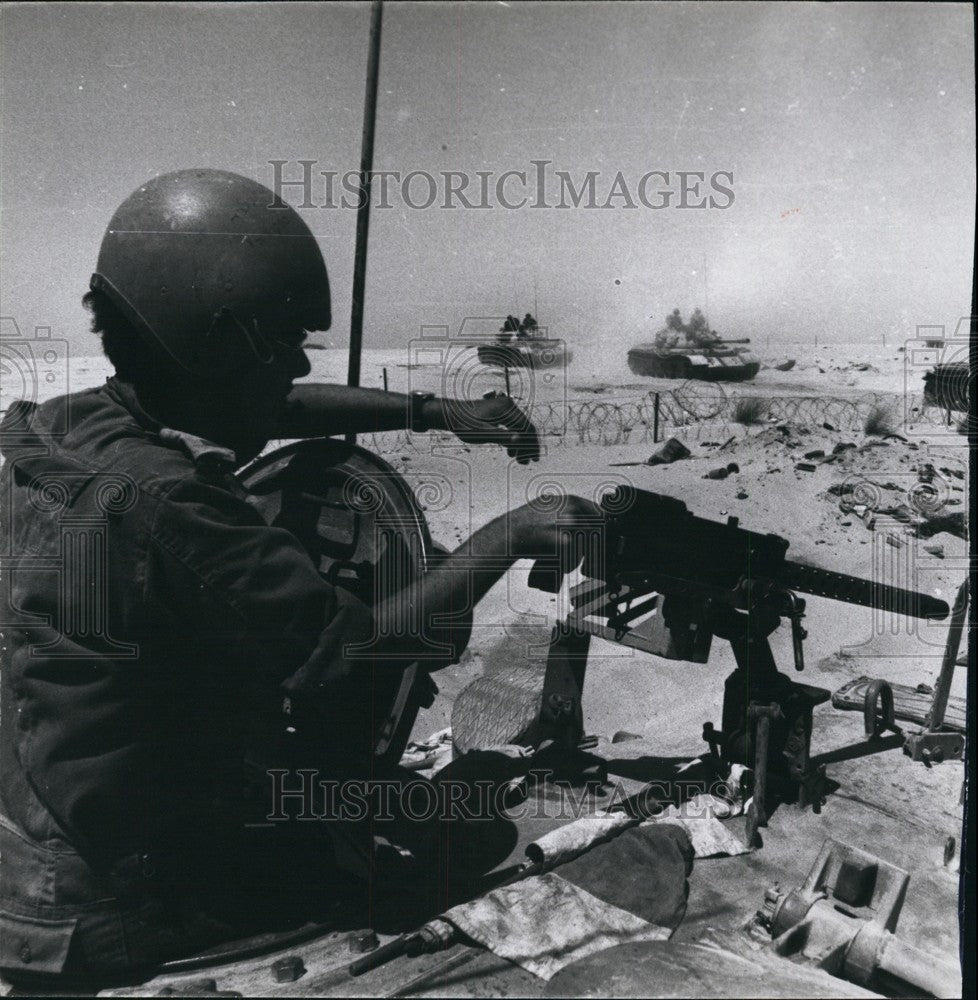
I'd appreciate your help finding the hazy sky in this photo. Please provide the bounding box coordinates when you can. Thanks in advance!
[1,1,974,358]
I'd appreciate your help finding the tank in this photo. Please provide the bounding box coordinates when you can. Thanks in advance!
[477,336,572,370]
[628,337,760,382]
[630,309,760,382]
[477,315,572,370]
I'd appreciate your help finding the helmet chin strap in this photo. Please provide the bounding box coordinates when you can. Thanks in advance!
[207,308,275,366]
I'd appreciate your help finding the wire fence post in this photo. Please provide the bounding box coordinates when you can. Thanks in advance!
[653,392,660,444]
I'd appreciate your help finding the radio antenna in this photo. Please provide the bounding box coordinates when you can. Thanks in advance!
[346,0,384,441]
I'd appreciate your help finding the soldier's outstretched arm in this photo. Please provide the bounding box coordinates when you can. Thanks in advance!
[279,383,540,463]
[369,497,601,667]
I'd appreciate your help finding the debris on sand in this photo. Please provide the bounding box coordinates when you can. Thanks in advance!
[752,422,811,449]
[610,437,693,468]
[923,542,945,558]
[774,359,796,371]
[918,512,967,540]
[803,449,825,460]
[646,437,691,466]
[795,462,818,473]
[827,470,967,540]
[702,462,740,481]
[887,504,923,526]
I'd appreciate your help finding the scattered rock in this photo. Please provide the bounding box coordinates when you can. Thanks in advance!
[884,432,909,443]
[774,359,796,372]
[703,467,729,480]
[923,542,945,558]
[612,731,643,744]
[646,437,691,466]
[917,512,967,539]
[735,489,749,499]
[795,462,818,472]
[832,441,856,454]
[822,421,837,431]
[886,535,904,548]
[840,520,852,527]
[726,462,740,474]
[888,504,923,525]
[803,449,825,460]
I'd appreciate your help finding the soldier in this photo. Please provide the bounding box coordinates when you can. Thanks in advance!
[0,169,600,985]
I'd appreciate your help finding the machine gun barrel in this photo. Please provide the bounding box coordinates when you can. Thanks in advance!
[590,487,949,622]
[775,559,948,620]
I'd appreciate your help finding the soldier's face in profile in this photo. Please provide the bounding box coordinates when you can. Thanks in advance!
[211,331,312,461]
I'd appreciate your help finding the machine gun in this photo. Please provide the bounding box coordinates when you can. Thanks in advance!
[528,486,956,841]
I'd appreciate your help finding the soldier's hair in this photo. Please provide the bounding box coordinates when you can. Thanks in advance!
[82,289,175,385]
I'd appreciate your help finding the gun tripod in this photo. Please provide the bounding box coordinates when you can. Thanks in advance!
[697,596,832,846]
[538,572,967,846]
[537,580,833,840]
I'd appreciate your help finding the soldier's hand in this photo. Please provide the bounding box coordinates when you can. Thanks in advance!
[427,393,541,464]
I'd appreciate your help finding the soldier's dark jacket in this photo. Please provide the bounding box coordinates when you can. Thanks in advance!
[0,378,377,979]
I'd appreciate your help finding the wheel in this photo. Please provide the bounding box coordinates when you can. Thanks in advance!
[237,438,438,764]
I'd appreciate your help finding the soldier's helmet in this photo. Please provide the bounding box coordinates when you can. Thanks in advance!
[91,169,330,379]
